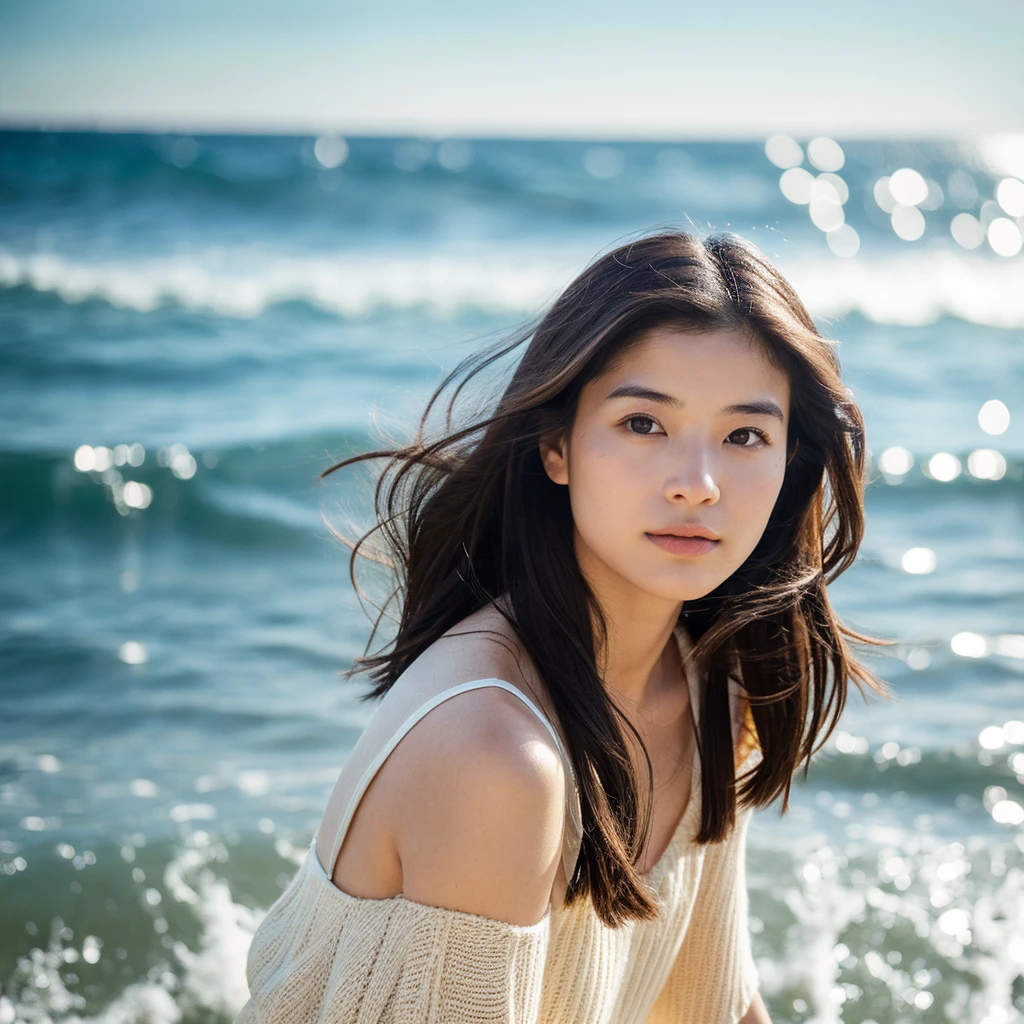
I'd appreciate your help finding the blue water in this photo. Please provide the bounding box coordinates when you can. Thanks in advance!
[1,130,1023,1023]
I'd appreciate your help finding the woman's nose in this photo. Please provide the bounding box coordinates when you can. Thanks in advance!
[663,445,720,505]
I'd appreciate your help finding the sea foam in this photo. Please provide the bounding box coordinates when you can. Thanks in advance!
[2,246,1022,328]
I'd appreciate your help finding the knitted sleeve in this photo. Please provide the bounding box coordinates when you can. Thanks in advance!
[645,802,760,1024]
[236,861,551,1024]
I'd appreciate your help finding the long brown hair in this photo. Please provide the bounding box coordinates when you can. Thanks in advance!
[320,230,891,928]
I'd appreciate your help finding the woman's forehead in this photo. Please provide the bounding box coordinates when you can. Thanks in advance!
[589,326,790,404]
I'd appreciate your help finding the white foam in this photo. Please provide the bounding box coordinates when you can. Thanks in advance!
[2,245,1022,328]
[748,822,1024,1024]
[753,840,866,1024]
[779,250,1024,330]
[2,837,261,1023]
[166,847,262,1017]
[0,248,574,321]
[1,948,182,1024]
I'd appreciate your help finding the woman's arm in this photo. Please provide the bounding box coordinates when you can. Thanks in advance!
[740,990,772,1023]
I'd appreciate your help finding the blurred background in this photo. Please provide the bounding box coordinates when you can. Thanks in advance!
[1,2,1023,1022]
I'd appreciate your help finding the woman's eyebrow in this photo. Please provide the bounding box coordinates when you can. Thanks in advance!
[723,400,785,421]
[605,384,784,421]
[605,383,683,407]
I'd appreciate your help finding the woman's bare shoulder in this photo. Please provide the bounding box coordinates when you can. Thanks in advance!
[377,604,567,926]
[390,681,566,925]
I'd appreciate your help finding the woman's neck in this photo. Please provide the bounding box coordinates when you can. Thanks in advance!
[577,549,684,709]
[597,599,683,710]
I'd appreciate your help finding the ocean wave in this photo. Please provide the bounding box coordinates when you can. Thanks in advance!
[778,251,1024,330]
[0,834,260,1024]
[2,246,1023,328]
[0,445,331,545]
[0,248,575,321]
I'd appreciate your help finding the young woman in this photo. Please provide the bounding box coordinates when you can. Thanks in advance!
[236,230,888,1024]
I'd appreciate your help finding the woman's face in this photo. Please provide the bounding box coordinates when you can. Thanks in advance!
[540,325,791,606]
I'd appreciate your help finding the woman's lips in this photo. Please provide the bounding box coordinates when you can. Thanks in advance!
[645,533,720,557]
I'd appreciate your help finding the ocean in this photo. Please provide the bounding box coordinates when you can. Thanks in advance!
[1,130,1022,1023]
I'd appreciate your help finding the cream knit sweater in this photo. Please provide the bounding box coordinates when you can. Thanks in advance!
[236,626,761,1023]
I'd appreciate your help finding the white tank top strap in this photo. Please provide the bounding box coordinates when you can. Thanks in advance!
[327,678,583,881]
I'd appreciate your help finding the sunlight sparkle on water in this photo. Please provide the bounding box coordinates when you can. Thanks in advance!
[780,167,814,204]
[816,172,849,205]
[810,197,844,232]
[900,547,936,574]
[807,137,844,172]
[967,449,1006,480]
[119,641,148,665]
[980,727,1005,750]
[978,399,1010,435]
[938,908,970,935]
[980,200,1003,230]
[991,800,1024,825]
[161,443,198,480]
[892,204,926,241]
[992,635,1024,659]
[764,135,803,169]
[889,168,929,207]
[809,176,842,206]
[879,445,914,476]
[951,632,988,658]
[73,445,95,471]
[995,177,1024,217]
[93,446,113,472]
[874,177,897,213]
[122,481,153,509]
[951,213,985,249]
[1003,721,1024,744]
[82,936,102,964]
[906,647,931,670]
[987,218,1023,257]
[826,224,859,258]
[313,134,349,170]
[925,452,961,481]
[834,730,869,754]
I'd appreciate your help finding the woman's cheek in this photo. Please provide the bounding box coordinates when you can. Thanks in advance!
[742,462,787,536]
[577,432,638,491]
[571,440,642,538]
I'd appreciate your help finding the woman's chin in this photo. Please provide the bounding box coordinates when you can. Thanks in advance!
[632,573,730,605]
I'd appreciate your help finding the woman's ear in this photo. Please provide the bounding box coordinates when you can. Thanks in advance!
[539,432,569,485]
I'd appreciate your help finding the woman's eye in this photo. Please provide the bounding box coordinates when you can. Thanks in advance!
[727,427,768,448]
[627,415,663,435]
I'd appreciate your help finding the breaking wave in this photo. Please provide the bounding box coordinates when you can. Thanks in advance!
[3,246,1023,328]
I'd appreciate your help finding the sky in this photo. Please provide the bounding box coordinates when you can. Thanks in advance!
[1,0,1022,138]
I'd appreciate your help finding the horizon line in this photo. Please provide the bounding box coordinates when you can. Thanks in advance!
[0,117,1014,145]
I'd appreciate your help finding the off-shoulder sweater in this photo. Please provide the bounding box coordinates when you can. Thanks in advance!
[235,624,762,1023]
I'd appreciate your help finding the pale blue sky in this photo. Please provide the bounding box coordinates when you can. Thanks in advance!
[1,0,1021,137]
